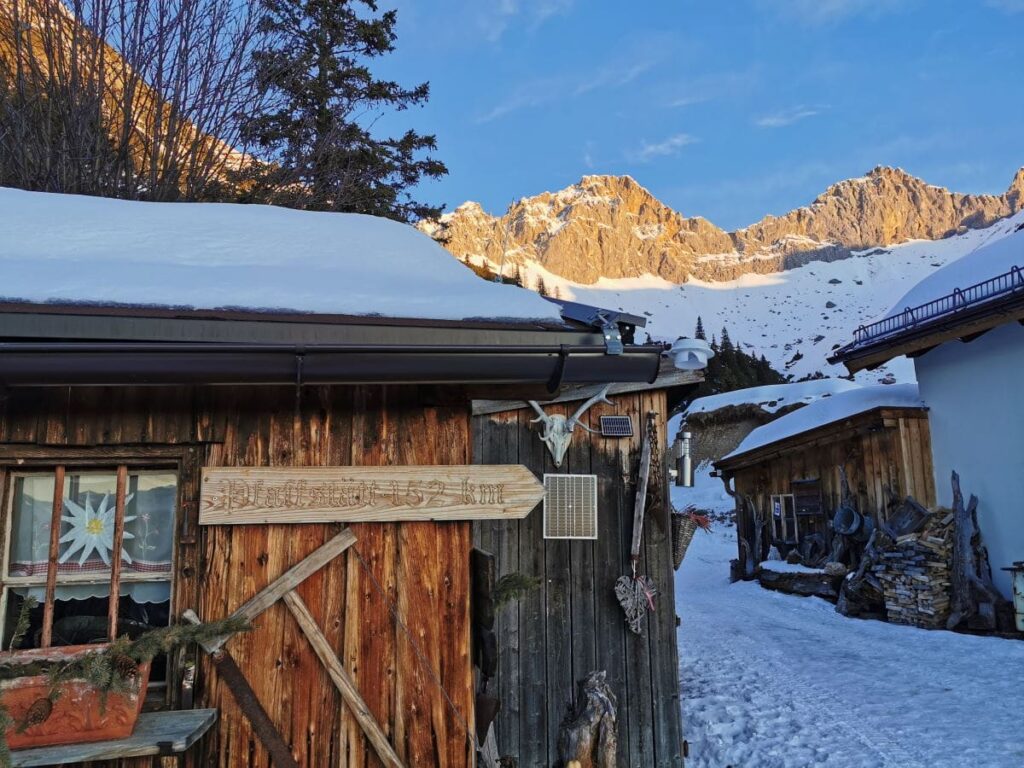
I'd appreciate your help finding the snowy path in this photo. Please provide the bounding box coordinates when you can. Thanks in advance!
[675,525,1024,768]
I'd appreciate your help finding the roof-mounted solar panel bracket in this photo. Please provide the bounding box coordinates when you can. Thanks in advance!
[594,310,624,355]
[549,298,648,355]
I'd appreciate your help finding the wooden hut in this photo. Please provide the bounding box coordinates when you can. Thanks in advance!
[0,190,671,767]
[714,384,935,569]
[471,365,701,768]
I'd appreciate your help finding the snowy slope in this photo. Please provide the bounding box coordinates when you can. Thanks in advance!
[522,210,1024,382]
[673,520,1024,768]
[0,187,562,322]
[884,216,1024,318]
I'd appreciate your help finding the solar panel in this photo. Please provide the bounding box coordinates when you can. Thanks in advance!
[543,474,598,540]
[599,415,633,438]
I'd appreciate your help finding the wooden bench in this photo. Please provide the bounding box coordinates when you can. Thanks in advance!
[10,709,217,767]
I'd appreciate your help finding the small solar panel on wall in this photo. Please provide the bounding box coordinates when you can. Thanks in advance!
[599,415,633,437]
[543,474,598,540]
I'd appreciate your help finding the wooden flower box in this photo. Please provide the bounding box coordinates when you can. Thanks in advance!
[0,644,150,750]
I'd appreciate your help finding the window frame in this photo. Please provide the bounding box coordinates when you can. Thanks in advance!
[1,467,180,649]
[769,493,799,544]
[0,445,200,710]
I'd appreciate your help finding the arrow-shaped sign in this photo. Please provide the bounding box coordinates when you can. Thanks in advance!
[199,465,544,525]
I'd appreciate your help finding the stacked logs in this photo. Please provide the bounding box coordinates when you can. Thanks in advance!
[873,513,953,628]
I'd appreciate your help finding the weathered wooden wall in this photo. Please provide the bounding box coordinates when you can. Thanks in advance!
[0,385,475,768]
[472,389,684,768]
[729,409,936,543]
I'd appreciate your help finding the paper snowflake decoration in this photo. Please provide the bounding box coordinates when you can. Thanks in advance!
[59,492,136,567]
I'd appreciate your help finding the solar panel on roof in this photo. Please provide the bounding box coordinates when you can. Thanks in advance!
[599,415,633,438]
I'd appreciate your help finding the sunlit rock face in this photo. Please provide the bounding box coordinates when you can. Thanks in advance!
[420,167,1024,284]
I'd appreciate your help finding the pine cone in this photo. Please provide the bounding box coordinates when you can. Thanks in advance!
[111,653,140,682]
[18,697,52,732]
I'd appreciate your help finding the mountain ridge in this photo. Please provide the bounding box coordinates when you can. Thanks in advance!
[420,166,1024,284]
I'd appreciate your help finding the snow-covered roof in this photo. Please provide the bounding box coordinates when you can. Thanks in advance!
[686,378,861,417]
[0,187,563,323]
[883,213,1024,320]
[721,383,925,461]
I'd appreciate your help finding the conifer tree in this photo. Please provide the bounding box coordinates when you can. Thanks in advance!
[720,326,733,352]
[240,0,446,222]
[694,316,706,340]
[536,276,548,296]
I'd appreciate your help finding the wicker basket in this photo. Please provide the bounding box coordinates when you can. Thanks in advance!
[671,510,699,570]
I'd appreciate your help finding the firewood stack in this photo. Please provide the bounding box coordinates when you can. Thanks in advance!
[873,512,953,628]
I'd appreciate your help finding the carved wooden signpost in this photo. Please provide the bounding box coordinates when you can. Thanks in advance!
[199,465,544,525]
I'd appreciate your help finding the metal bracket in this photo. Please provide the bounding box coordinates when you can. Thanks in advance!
[594,310,623,355]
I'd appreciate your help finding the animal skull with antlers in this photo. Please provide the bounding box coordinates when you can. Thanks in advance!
[527,385,614,467]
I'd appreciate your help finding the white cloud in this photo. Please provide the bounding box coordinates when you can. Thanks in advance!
[629,133,698,163]
[475,78,566,123]
[476,38,668,123]
[476,0,573,42]
[755,106,821,128]
[575,59,655,96]
[985,0,1024,12]
[664,67,761,109]
[763,0,911,25]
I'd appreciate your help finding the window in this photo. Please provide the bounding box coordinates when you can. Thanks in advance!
[1,466,177,661]
[769,494,798,545]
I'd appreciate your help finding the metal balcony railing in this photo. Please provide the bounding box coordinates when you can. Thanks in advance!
[849,264,1024,348]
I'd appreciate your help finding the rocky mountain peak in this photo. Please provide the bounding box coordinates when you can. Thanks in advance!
[421,167,1024,285]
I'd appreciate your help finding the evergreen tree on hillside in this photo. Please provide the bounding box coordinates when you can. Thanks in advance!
[685,325,788,404]
[536,276,548,297]
[694,316,706,340]
[240,0,446,221]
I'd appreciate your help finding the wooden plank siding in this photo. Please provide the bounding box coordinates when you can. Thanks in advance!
[0,385,476,768]
[726,410,936,542]
[471,390,685,768]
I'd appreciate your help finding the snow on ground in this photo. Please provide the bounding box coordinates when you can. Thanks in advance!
[0,187,562,322]
[724,383,924,460]
[757,559,824,574]
[534,210,1024,383]
[685,378,861,416]
[673,473,1024,767]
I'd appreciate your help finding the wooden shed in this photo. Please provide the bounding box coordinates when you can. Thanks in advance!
[0,302,667,768]
[471,366,701,768]
[714,384,935,570]
[0,191,672,767]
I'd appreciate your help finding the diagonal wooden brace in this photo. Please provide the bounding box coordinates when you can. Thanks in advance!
[283,590,405,768]
[185,527,405,768]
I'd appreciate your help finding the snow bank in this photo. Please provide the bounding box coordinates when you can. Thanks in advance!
[758,559,825,574]
[685,378,861,416]
[0,188,562,322]
[723,383,925,460]
[883,211,1024,319]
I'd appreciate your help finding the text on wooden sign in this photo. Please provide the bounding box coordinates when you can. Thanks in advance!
[199,466,544,525]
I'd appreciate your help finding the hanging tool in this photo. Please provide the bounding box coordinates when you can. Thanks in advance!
[615,411,659,635]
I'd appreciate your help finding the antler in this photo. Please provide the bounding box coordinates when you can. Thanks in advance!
[527,400,553,433]
[567,384,614,433]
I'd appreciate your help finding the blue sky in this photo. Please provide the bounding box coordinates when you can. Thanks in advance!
[378,0,1024,229]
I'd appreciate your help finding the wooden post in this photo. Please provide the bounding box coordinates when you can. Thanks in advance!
[107,465,128,641]
[40,466,66,649]
[629,413,656,567]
